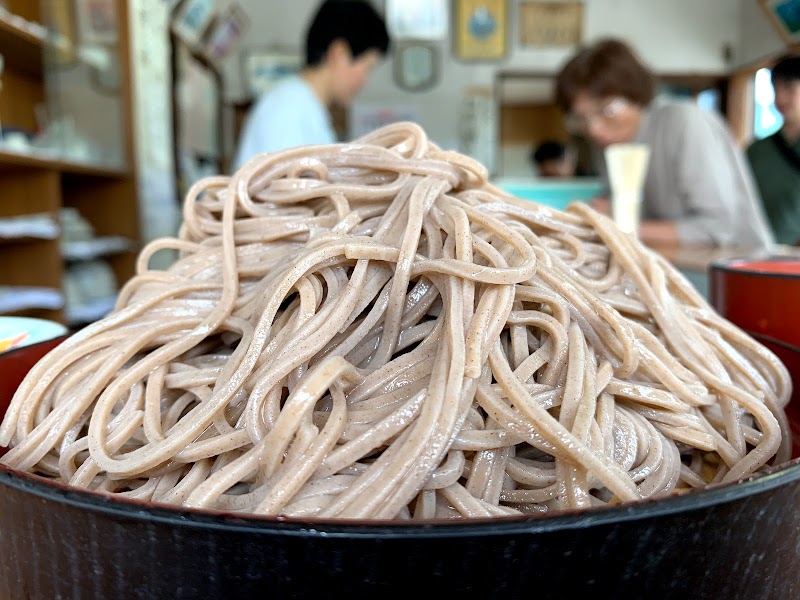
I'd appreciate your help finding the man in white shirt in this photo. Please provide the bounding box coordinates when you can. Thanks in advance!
[233,1,390,170]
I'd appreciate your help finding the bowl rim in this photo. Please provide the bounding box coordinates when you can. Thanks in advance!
[747,331,800,355]
[0,317,68,355]
[710,256,800,280]
[2,456,799,538]
[0,334,69,358]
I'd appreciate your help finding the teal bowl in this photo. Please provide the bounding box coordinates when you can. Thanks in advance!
[494,178,604,211]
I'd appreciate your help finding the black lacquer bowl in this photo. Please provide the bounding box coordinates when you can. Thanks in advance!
[1,338,799,600]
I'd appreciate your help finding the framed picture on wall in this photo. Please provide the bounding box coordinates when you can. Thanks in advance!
[74,0,118,45]
[172,0,216,47]
[453,0,509,61]
[759,0,800,46]
[203,3,249,62]
[394,40,440,92]
[241,48,303,99]
[386,0,448,41]
[519,1,583,47]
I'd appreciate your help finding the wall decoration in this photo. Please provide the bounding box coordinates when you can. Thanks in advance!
[74,0,118,46]
[240,48,303,99]
[759,0,800,46]
[453,0,508,61]
[386,0,448,41]
[519,1,583,47]
[393,40,440,92]
[172,0,215,47]
[203,3,249,62]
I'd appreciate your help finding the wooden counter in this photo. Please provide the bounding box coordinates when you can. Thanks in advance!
[644,243,800,298]
[649,243,800,273]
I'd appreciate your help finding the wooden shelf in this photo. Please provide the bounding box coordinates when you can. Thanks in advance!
[0,15,45,77]
[0,235,55,246]
[0,1,139,326]
[62,236,137,262]
[0,149,128,177]
[0,286,64,314]
[0,213,59,244]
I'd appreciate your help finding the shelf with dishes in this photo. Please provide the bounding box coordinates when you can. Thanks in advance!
[62,236,136,262]
[0,284,120,327]
[0,206,136,327]
[65,295,116,326]
[0,284,120,328]
[0,285,64,315]
[0,4,126,177]
[59,207,129,326]
[0,213,59,244]
[0,9,114,78]
[0,10,47,77]
[0,147,129,177]
[0,214,135,254]
[63,258,119,326]
[0,1,139,328]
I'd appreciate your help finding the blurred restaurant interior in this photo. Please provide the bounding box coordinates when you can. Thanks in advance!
[0,0,797,324]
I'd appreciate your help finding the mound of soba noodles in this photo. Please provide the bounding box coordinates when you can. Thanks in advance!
[0,123,791,520]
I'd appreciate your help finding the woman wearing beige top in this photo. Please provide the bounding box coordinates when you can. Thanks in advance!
[555,39,773,250]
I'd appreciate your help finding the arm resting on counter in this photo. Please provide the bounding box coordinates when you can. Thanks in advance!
[591,198,680,245]
[639,220,679,246]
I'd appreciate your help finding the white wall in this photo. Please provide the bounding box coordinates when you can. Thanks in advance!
[218,0,741,150]
[569,0,739,74]
[736,0,785,68]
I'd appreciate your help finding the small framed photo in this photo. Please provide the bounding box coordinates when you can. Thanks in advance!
[759,0,800,46]
[386,0,448,41]
[204,3,249,62]
[241,48,303,99]
[394,40,440,92]
[172,0,216,46]
[453,0,509,61]
[519,1,583,47]
[74,0,118,46]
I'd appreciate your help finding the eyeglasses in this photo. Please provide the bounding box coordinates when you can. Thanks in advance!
[565,97,630,133]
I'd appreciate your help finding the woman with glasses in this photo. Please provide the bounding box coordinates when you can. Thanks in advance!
[555,39,773,249]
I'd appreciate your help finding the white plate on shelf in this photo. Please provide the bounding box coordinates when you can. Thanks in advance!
[0,317,68,355]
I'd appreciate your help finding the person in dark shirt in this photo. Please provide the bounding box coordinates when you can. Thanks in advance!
[747,54,800,246]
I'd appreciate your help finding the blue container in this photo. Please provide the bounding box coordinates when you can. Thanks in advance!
[495,178,604,211]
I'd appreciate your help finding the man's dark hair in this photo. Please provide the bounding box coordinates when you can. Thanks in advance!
[771,54,800,83]
[532,141,568,165]
[305,0,390,67]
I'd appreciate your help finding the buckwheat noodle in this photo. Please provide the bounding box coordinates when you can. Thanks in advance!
[0,122,791,519]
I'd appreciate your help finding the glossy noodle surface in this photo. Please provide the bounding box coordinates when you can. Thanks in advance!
[0,123,791,520]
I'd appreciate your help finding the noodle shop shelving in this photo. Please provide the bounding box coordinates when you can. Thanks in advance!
[0,0,140,325]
